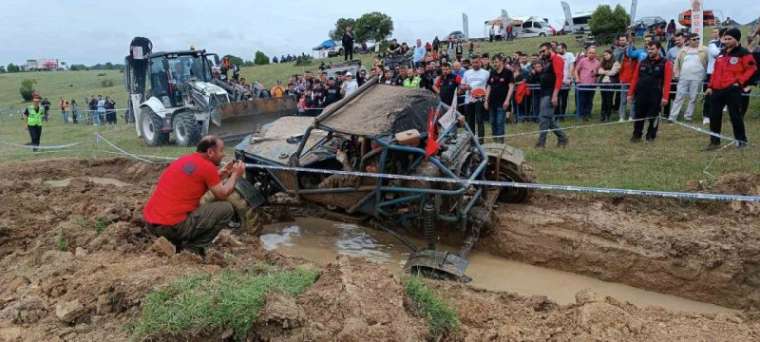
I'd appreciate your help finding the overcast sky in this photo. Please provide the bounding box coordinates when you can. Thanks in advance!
[1,0,757,66]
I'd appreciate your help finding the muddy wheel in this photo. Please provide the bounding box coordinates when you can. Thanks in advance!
[487,159,532,203]
[139,107,169,146]
[172,112,201,147]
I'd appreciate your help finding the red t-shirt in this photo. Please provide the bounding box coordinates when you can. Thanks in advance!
[143,153,221,226]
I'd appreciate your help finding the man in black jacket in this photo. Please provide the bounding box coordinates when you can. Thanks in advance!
[342,26,354,61]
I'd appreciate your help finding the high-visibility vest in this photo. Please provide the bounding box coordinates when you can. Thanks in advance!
[403,76,421,89]
[27,106,44,126]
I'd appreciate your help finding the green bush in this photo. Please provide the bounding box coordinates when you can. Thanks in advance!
[294,55,313,66]
[589,4,630,45]
[19,79,37,102]
[254,51,270,65]
[404,277,460,338]
[130,267,318,341]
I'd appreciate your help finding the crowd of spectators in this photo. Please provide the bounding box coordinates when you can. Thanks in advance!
[212,21,760,149]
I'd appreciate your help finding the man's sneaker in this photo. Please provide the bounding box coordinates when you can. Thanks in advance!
[702,143,721,152]
[702,117,710,125]
[736,141,748,150]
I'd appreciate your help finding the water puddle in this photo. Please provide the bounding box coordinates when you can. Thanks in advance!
[262,217,737,315]
[44,177,130,188]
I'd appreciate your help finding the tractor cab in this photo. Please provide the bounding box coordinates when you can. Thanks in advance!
[145,51,217,108]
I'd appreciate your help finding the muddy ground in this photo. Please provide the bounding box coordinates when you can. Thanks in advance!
[0,158,759,341]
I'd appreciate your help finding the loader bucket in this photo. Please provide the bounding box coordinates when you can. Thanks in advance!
[210,97,299,143]
[405,250,471,283]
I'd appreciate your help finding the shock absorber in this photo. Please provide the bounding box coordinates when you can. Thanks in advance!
[423,202,435,250]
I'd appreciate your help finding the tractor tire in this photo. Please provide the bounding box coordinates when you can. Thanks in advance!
[488,159,533,203]
[172,112,201,147]
[139,107,169,146]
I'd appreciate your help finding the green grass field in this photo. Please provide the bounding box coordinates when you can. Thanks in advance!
[1,34,758,192]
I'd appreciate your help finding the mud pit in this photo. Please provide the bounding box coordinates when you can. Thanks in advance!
[0,158,759,341]
[262,218,735,314]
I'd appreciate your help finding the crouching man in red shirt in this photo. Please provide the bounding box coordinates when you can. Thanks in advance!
[143,135,245,254]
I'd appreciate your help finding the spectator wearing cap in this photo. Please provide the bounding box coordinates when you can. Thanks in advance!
[668,33,707,122]
[704,28,757,150]
[341,72,359,96]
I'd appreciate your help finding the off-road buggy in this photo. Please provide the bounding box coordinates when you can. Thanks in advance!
[234,78,533,280]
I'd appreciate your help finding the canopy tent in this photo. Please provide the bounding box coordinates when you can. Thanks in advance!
[313,40,337,51]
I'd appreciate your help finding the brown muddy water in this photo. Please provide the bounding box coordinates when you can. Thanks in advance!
[262,217,737,315]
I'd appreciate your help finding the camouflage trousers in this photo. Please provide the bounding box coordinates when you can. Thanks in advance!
[200,189,263,236]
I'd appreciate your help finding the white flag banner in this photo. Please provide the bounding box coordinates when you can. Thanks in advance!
[630,0,638,24]
[462,13,469,40]
[691,0,704,45]
[438,95,458,131]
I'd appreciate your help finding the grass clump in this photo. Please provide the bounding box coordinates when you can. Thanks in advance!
[130,266,319,341]
[404,276,460,338]
[56,228,68,251]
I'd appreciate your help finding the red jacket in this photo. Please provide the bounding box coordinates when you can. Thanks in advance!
[515,81,530,104]
[550,52,564,93]
[619,55,637,83]
[627,56,673,102]
[709,46,757,90]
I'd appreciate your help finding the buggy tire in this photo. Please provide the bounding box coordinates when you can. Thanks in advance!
[139,107,169,146]
[172,112,201,147]
[488,159,532,203]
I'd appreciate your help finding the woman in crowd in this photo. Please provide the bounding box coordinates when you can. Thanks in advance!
[598,49,621,122]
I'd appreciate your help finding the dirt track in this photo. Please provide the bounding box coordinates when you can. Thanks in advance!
[1,158,759,341]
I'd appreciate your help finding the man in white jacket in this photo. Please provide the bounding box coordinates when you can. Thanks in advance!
[669,33,707,122]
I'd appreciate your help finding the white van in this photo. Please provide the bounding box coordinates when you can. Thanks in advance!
[517,18,550,38]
